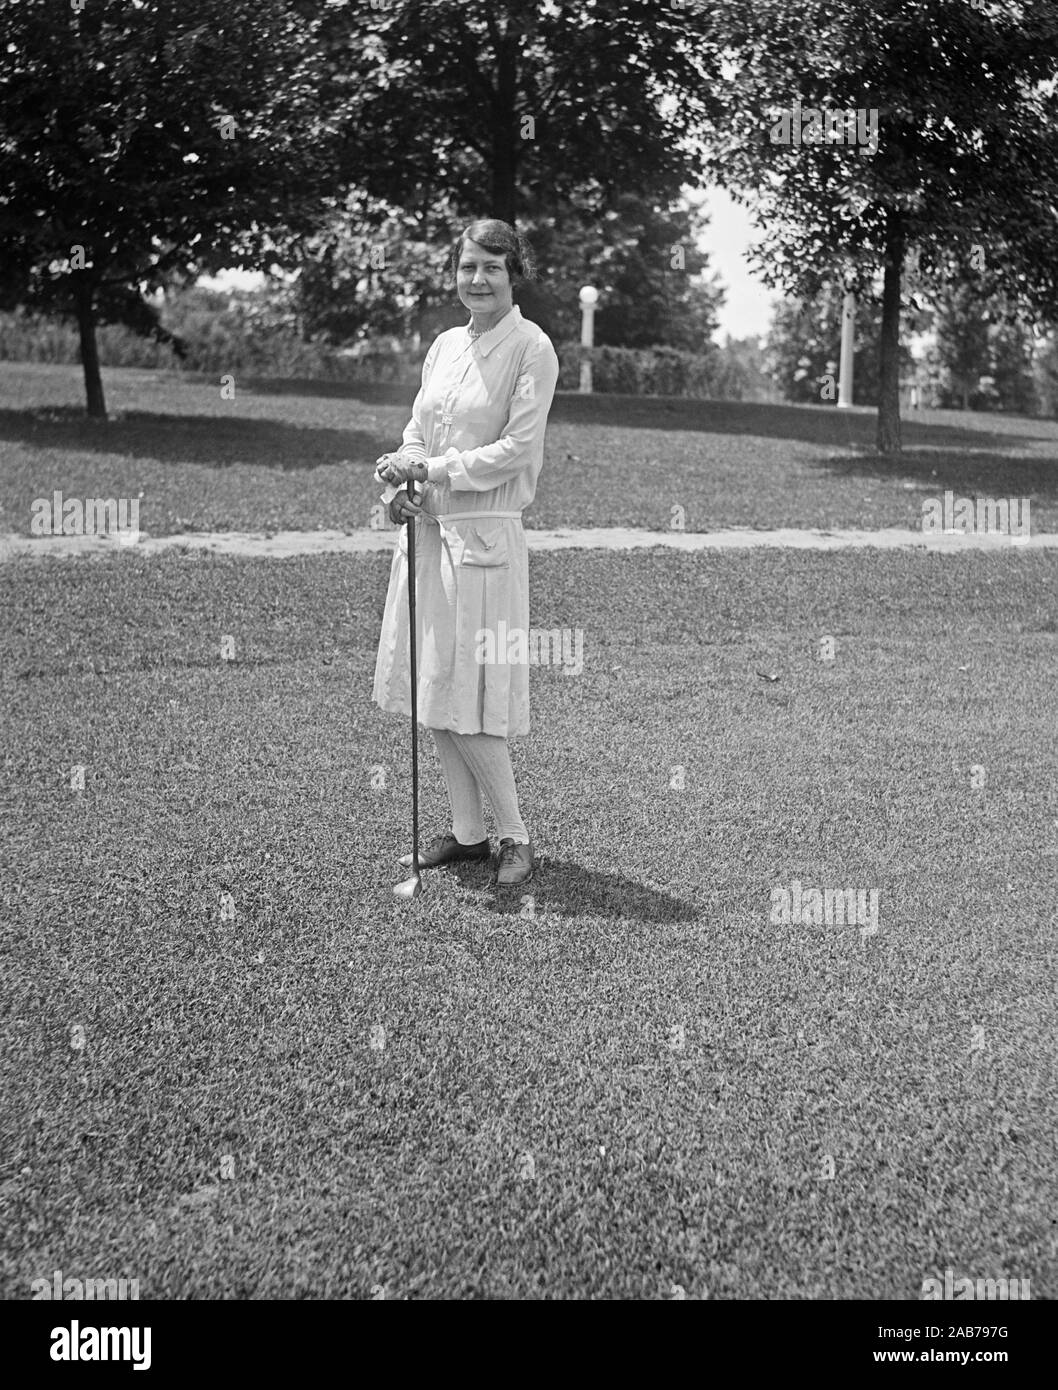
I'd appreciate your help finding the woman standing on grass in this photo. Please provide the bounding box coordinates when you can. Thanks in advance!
[372,219,560,888]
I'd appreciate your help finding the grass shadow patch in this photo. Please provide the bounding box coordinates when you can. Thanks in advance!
[443,856,699,923]
[0,406,380,471]
[239,375,414,407]
[809,446,1058,502]
[548,394,1056,452]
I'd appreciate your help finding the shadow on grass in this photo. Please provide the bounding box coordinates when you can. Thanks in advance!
[0,407,383,471]
[446,857,699,923]
[226,382,1058,454]
[240,375,415,407]
[3,393,1053,476]
[808,447,1058,500]
[546,395,1058,452]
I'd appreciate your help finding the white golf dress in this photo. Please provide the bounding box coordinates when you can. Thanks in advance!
[372,306,560,738]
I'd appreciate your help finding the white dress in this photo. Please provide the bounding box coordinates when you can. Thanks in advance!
[372,306,560,737]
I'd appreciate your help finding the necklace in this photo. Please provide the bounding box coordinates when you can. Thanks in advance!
[468,307,512,341]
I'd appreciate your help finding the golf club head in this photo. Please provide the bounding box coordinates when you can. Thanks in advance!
[393,872,422,900]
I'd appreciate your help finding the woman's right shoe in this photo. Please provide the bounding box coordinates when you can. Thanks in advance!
[398,833,492,870]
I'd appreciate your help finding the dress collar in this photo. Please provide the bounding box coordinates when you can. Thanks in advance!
[466,305,522,357]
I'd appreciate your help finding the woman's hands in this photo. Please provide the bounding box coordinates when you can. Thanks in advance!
[387,488,424,526]
[376,452,428,486]
[376,453,427,527]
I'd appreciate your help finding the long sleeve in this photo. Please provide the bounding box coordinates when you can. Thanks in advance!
[424,337,559,493]
[398,341,438,466]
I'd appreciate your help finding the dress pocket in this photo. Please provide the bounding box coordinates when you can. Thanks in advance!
[440,518,510,568]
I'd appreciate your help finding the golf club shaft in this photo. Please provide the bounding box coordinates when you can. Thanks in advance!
[407,480,419,879]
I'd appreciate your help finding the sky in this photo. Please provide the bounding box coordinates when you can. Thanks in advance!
[695,186,778,345]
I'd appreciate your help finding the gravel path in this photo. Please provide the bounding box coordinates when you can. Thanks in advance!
[0,524,1052,561]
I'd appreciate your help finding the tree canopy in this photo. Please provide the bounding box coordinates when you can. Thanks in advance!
[0,0,338,416]
[4,0,1056,428]
[708,0,1058,449]
[335,0,725,226]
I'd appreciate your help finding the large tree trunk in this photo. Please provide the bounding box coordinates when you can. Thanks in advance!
[876,208,904,454]
[490,33,518,223]
[490,147,516,225]
[75,280,107,420]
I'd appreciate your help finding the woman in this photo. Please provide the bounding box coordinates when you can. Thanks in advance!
[373,219,560,888]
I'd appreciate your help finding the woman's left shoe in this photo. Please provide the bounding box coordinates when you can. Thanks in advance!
[495,838,534,887]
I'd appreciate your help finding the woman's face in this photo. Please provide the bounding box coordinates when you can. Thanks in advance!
[456,238,514,321]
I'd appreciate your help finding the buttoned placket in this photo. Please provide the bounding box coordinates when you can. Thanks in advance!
[435,343,476,452]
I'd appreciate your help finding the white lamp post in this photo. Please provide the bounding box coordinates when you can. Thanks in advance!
[837,291,855,407]
[579,285,598,393]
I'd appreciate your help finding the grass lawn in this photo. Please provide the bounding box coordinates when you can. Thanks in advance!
[1,360,1056,535]
[1,362,1056,1299]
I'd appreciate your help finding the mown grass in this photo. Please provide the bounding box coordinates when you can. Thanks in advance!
[2,545,1056,1299]
[1,361,1056,537]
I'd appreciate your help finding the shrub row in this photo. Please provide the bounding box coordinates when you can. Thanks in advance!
[553,341,753,398]
[0,308,766,399]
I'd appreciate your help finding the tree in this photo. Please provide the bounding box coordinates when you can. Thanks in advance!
[926,282,1040,413]
[584,195,725,352]
[301,1,731,351]
[288,183,726,355]
[987,320,1039,416]
[708,0,1058,452]
[0,0,338,417]
[714,335,781,403]
[456,190,726,352]
[1033,332,1058,418]
[336,0,725,229]
[287,190,461,346]
[932,282,994,411]
[766,284,898,406]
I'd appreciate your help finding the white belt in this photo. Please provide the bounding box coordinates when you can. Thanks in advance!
[422,510,522,523]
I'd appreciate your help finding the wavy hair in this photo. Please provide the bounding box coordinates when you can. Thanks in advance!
[450,219,538,286]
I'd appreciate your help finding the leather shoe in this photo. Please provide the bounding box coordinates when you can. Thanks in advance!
[399,833,492,870]
[495,837,534,887]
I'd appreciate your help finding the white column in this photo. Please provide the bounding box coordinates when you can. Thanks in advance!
[579,285,598,393]
[837,292,855,408]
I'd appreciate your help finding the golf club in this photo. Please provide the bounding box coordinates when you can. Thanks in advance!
[393,477,422,900]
